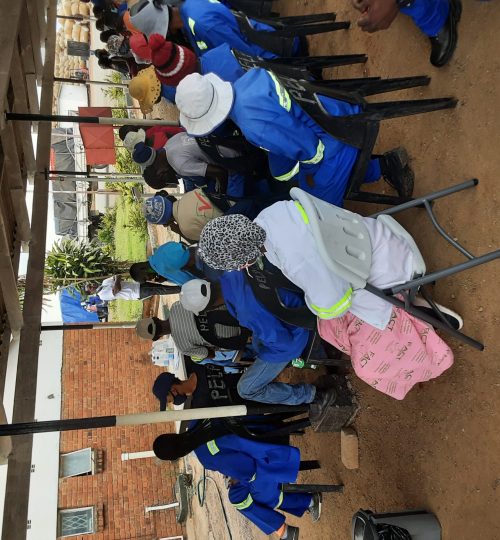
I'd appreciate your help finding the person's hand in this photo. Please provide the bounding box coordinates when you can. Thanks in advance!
[352,0,399,33]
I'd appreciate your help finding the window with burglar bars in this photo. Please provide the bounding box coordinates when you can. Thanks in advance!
[60,448,94,478]
[58,507,95,537]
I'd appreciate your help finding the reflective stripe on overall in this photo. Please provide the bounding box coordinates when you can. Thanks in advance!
[293,201,353,318]
[267,72,324,181]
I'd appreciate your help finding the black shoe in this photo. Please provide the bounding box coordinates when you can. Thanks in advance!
[429,0,462,68]
[285,525,300,540]
[309,388,337,424]
[380,147,414,199]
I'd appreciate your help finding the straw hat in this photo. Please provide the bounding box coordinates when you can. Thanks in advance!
[128,65,161,114]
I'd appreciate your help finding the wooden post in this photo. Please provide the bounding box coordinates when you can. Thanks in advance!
[1,2,57,539]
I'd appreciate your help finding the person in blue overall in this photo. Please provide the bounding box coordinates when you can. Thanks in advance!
[352,0,461,67]
[175,70,414,206]
[177,273,336,421]
[129,0,300,59]
[153,425,322,540]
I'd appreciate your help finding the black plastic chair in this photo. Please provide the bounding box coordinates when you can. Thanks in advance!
[226,0,277,17]
[233,11,350,57]
[273,73,457,205]
[232,48,368,80]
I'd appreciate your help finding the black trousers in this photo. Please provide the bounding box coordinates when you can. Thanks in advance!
[139,283,181,299]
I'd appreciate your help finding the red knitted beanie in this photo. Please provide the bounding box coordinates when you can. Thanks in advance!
[149,33,198,87]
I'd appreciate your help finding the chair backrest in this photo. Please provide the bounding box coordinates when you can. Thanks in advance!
[232,49,312,79]
[233,11,296,57]
[273,73,369,149]
[247,260,317,330]
[290,187,372,289]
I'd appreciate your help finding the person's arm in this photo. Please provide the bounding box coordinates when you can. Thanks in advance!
[112,275,122,295]
[205,348,216,359]
[234,80,325,180]
[351,0,400,33]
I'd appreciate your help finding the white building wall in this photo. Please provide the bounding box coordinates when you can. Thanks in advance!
[25,331,64,540]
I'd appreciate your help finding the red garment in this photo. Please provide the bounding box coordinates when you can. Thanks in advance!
[130,33,152,63]
[149,34,198,86]
[78,107,116,165]
[146,125,185,150]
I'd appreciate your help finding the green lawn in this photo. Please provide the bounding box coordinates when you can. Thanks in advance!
[109,195,148,321]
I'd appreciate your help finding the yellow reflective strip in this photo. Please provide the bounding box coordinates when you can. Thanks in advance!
[191,356,204,361]
[249,473,256,482]
[207,440,220,455]
[274,491,284,509]
[293,201,309,224]
[301,140,325,165]
[188,17,196,34]
[233,494,253,510]
[268,71,291,111]
[311,288,353,318]
[274,161,300,181]
[197,41,208,50]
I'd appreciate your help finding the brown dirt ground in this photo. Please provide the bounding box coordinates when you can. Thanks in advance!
[154,2,500,538]
[277,1,500,539]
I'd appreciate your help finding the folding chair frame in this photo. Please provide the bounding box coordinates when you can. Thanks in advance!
[232,49,368,80]
[367,179,500,350]
[233,11,350,57]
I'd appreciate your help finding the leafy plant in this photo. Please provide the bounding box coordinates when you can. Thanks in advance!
[114,147,141,176]
[96,206,118,249]
[126,199,148,241]
[101,72,127,107]
[44,238,130,292]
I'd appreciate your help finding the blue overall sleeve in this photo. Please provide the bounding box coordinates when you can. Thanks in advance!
[400,0,449,37]
[231,71,325,181]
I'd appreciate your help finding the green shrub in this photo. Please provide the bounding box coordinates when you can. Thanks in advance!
[126,199,148,240]
[45,238,129,292]
[96,206,118,250]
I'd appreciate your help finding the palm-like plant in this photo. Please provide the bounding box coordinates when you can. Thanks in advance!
[44,238,130,292]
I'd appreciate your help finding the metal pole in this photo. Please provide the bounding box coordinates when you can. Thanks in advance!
[122,450,155,461]
[56,14,91,21]
[0,405,308,436]
[49,170,144,178]
[41,322,136,331]
[54,77,129,87]
[145,502,178,513]
[6,112,180,127]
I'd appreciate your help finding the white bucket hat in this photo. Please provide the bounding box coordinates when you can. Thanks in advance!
[123,128,146,152]
[175,73,234,136]
[129,0,170,38]
[180,279,211,315]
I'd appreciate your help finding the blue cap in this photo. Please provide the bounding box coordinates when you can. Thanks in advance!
[152,372,176,411]
[152,372,187,410]
[133,142,156,170]
[157,242,190,269]
[144,195,173,225]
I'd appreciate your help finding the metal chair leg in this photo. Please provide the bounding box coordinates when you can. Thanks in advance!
[282,483,344,493]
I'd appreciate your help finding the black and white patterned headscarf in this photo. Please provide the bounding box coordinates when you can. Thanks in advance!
[198,214,266,271]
